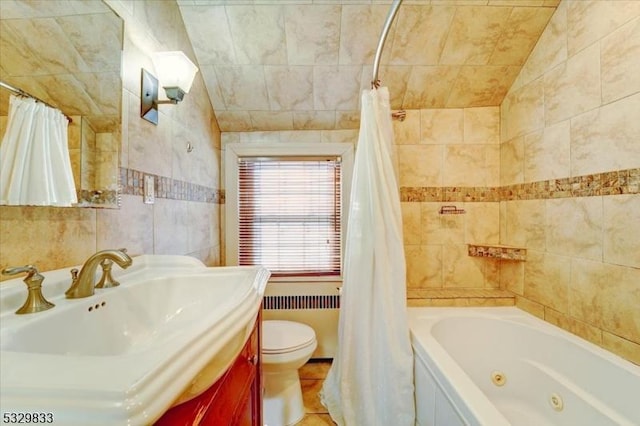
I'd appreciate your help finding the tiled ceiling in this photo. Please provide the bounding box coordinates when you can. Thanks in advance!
[178,0,559,132]
[0,1,122,131]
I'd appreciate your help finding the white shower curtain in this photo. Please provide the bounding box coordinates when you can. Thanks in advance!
[0,95,77,206]
[321,87,415,425]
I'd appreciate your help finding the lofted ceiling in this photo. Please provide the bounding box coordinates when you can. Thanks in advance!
[178,0,559,133]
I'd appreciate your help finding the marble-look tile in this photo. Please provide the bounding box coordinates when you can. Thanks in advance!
[279,130,322,144]
[0,21,47,76]
[485,145,500,187]
[363,65,412,110]
[401,202,421,245]
[502,200,545,250]
[96,194,153,256]
[523,250,570,313]
[339,4,394,65]
[215,66,270,111]
[524,120,570,182]
[569,258,640,343]
[74,72,121,116]
[463,107,499,144]
[300,360,331,380]
[570,93,640,176]
[465,202,499,244]
[334,111,360,130]
[602,332,640,366]
[320,129,358,144]
[405,245,443,288]
[443,244,487,288]
[293,111,336,130]
[393,110,420,145]
[56,13,121,72]
[301,380,325,414]
[3,18,89,74]
[313,66,361,111]
[516,0,567,88]
[489,7,554,66]
[179,6,236,65]
[567,0,640,57]
[397,145,443,187]
[603,194,640,269]
[440,6,511,65]
[544,308,603,346]
[500,136,524,186]
[600,17,640,104]
[544,43,601,126]
[284,4,340,65]
[546,197,603,261]
[132,0,179,49]
[154,198,189,255]
[443,145,487,186]
[0,0,82,18]
[447,65,520,107]
[225,5,286,65]
[250,111,294,131]
[296,414,335,426]
[403,66,460,109]
[238,131,281,144]
[200,64,228,111]
[265,66,314,110]
[215,111,253,132]
[127,95,173,177]
[0,206,97,274]
[500,260,524,295]
[421,202,465,245]
[420,109,463,145]
[515,295,545,319]
[501,77,544,140]
[389,5,455,65]
[187,201,216,253]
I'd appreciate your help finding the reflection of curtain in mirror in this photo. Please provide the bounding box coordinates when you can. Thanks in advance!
[0,95,77,206]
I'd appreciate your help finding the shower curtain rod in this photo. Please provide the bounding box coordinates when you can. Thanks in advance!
[0,80,72,123]
[371,0,405,122]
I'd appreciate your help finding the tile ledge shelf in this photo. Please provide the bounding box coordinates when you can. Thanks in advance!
[468,244,526,261]
[406,288,515,307]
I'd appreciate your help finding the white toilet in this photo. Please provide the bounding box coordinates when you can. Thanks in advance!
[262,320,317,426]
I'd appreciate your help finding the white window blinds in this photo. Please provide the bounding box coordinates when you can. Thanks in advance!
[237,156,342,277]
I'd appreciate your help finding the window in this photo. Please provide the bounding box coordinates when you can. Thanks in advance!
[225,143,353,281]
[238,157,341,277]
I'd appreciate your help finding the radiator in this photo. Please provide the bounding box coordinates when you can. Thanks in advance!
[262,282,340,359]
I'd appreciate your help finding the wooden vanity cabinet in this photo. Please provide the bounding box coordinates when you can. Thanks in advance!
[155,313,262,426]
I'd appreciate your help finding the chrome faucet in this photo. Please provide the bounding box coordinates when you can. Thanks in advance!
[65,249,133,299]
[1,265,55,314]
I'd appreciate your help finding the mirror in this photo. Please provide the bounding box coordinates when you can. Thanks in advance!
[0,0,123,208]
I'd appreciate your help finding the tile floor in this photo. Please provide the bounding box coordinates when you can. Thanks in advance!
[295,359,335,425]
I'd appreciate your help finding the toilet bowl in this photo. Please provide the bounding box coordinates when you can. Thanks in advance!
[262,320,317,426]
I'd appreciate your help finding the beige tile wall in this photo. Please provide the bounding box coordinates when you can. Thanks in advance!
[0,0,221,277]
[222,106,502,291]
[397,107,502,290]
[500,0,640,364]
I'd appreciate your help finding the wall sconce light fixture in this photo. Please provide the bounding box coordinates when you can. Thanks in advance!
[140,51,199,125]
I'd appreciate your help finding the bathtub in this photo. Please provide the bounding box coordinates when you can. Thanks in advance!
[408,307,640,426]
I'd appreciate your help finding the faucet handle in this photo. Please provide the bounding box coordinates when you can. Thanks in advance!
[2,265,55,314]
[95,248,127,289]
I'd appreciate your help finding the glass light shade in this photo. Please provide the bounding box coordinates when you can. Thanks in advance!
[151,51,198,94]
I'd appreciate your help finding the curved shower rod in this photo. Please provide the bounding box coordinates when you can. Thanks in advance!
[371,0,405,121]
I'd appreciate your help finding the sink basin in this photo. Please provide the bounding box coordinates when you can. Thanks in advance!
[0,255,269,425]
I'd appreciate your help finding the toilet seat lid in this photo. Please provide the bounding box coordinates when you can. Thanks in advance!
[262,320,316,354]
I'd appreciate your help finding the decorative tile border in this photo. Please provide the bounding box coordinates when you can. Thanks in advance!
[468,244,526,261]
[76,189,119,207]
[400,168,639,202]
[119,167,223,204]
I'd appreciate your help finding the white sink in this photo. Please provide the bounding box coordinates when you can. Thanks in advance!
[0,255,270,425]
